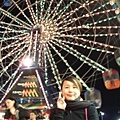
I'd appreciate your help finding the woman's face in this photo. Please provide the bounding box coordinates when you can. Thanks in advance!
[5,99,15,109]
[62,80,80,100]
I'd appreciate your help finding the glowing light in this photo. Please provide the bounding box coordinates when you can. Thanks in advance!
[22,57,33,67]
[100,111,105,116]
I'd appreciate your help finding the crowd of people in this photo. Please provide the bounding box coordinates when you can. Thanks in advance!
[3,97,49,120]
[3,76,99,120]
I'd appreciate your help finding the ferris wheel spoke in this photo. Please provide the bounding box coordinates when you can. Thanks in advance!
[51,39,108,72]
[93,2,110,12]
[59,38,114,70]
[12,0,34,26]
[0,29,26,36]
[0,30,25,35]
[0,21,29,32]
[2,31,28,39]
[86,15,117,26]
[45,24,120,38]
[43,0,54,20]
[35,1,39,23]
[57,3,96,27]
[39,0,46,20]
[0,50,27,75]
[43,46,49,84]
[56,39,114,55]
[51,0,75,22]
[72,26,120,37]
[46,0,64,21]
[59,34,119,50]
[57,0,97,26]
[0,67,21,94]
[25,0,37,25]
[49,43,89,90]
[0,46,29,77]
[1,41,28,62]
[48,42,90,90]
[58,2,112,29]
[0,8,31,28]
[45,44,61,89]
[0,39,28,56]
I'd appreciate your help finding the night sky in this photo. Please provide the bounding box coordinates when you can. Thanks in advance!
[94,60,120,120]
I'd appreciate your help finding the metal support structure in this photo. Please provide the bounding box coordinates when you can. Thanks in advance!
[35,69,50,109]
[0,71,23,104]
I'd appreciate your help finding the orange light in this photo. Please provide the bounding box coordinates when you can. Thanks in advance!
[102,69,120,89]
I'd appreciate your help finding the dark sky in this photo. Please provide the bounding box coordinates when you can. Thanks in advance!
[95,60,120,120]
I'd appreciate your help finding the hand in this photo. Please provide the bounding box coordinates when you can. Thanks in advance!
[57,92,66,110]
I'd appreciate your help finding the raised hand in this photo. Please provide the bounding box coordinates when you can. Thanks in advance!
[57,92,66,110]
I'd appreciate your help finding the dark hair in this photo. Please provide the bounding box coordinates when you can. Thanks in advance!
[30,110,37,115]
[5,97,18,109]
[61,76,82,91]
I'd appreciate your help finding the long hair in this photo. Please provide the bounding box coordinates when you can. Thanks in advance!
[5,97,18,109]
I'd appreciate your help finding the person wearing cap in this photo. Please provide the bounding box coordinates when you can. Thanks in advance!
[4,97,30,120]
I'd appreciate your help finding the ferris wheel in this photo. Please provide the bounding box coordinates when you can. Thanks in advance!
[0,0,120,104]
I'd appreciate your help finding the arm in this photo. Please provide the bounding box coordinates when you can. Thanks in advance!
[49,108,65,120]
[49,92,66,120]
[88,104,99,120]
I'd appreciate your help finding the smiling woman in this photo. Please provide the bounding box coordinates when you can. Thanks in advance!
[61,76,82,101]
[49,76,99,120]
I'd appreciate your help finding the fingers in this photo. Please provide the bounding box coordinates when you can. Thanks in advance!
[58,92,65,100]
[58,91,62,98]
[62,96,65,100]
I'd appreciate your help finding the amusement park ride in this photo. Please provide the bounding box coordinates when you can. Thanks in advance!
[0,0,120,114]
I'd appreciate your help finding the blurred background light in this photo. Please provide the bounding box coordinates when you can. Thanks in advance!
[3,0,12,7]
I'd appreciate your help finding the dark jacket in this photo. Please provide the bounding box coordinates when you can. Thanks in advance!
[4,106,30,120]
[49,100,99,120]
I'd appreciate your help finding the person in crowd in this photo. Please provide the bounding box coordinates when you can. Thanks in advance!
[43,110,50,120]
[49,76,99,120]
[30,110,39,120]
[37,110,46,120]
[4,97,30,120]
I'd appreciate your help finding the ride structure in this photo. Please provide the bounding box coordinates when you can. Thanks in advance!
[0,0,120,108]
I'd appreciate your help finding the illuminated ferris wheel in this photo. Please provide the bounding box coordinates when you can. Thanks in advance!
[0,0,120,104]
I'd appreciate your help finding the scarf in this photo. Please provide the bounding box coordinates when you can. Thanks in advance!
[65,98,91,110]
